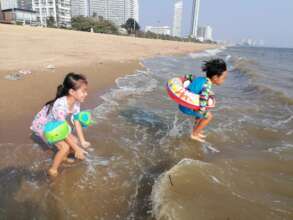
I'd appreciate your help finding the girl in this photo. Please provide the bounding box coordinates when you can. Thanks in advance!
[179,59,228,143]
[31,73,90,177]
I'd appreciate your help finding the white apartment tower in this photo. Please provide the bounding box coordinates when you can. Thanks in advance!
[172,0,183,37]
[32,0,71,27]
[88,0,139,26]
[128,0,139,22]
[71,0,90,17]
[197,25,213,41]
[190,0,200,38]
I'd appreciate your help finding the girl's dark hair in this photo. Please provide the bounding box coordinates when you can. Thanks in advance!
[45,73,88,115]
[202,58,227,79]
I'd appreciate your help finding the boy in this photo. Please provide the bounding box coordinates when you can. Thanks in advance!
[179,58,228,143]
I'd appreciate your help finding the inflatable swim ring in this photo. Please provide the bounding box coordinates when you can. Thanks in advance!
[166,76,215,110]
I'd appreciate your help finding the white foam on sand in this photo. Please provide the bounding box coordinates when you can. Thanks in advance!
[92,69,158,121]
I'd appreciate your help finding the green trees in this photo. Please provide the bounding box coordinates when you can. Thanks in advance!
[93,18,118,34]
[46,16,56,28]
[122,18,140,34]
[71,16,118,34]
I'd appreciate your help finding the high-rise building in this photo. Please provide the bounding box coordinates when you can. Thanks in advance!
[32,0,71,27]
[0,0,32,10]
[18,0,32,10]
[88,0,139,26]
[128,0,139,22]
[172,0,183,37]
[71,0,90,17]
[197,25,213,41]
[56,0,71,26]
[190,0,200,38]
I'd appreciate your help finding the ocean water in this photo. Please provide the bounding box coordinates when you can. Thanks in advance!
[0,47,292,219]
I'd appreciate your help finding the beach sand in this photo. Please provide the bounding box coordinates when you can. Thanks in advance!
[0,24,217,142]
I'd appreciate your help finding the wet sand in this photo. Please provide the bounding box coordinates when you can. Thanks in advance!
[0,24,217,143]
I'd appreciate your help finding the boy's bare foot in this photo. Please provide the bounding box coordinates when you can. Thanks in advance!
[190,134,206,143]
[48,168,58,177]
[198,132,206,138]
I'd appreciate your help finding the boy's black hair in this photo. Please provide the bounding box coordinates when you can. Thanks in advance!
[202,58,227,79]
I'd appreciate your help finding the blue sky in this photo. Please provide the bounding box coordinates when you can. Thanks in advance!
[139,0,293,48]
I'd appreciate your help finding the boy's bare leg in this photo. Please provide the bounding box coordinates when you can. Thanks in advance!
[194,119,206,138]
[191,112,213,142]
[48,141,70,176]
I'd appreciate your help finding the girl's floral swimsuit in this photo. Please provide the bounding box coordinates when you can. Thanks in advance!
[179,76,212,119]
[31,96,80,138]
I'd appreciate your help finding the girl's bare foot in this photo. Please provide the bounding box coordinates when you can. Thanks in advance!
[190,134,206,143]
[63,157,75,163]
[48,168,58,177]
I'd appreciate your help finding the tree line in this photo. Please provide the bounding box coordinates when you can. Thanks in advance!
[46,15,215,44]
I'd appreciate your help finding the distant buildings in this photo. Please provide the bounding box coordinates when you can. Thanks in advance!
[190,0,200,38]
[32,0,71,27]
[0,0,71,27]
[172,0,182,37]
[0,1,3,21]
[72,0,139,26]
[145,26,171,35]
[0,0,32,10]
[197,25,213,41]
[1,8,37,24]
[0,0,140,28]
[238,38,265,47]
[0,0,36,24]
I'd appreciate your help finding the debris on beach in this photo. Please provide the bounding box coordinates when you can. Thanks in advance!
[46,64,56,69]
[4,70,32,80]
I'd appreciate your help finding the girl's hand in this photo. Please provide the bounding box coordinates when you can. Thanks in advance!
[81,141,91,149]
[75,147,87,160]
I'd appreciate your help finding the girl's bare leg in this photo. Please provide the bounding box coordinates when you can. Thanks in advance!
[69,133,79,144]
[48,141,70,176]
[64,135,87,160]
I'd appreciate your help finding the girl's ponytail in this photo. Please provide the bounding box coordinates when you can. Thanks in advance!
[45,84,66,115]
[56,84,65,97]
[44,73,88,115]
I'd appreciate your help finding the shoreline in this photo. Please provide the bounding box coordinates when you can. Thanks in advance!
[0,24,219,143]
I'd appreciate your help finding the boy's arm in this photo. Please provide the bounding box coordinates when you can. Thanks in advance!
[198,81,212,118]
